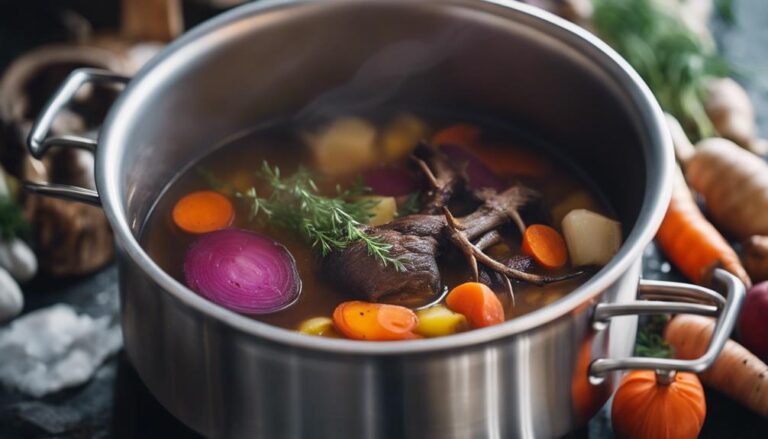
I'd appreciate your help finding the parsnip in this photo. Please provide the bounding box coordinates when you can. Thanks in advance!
[561,209,622,266]
[742,236,768,283]
[685,138,768,238]
[704,78,757,149]
[665,314,768,417]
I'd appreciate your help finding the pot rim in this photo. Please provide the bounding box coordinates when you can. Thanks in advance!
[97,0,673,355]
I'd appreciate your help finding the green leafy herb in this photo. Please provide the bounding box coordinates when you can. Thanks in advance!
[238,162,406,271]
[592,0,730,140]
[634,315,674,358]
[396,191,421,218]
[0,197,29,241]
[716,0,735,25]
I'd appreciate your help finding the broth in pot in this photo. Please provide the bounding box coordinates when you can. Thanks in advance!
[141,112,622,340]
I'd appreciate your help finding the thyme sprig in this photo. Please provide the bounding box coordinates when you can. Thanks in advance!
[238,162,406,271]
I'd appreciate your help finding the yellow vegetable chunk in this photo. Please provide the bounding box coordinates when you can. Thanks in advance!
[297,317,338,337]
[561,209,622,267]
[380,114,429,161]
[360,196,397,226]
[305,117,378,176]
[415,305,468,337]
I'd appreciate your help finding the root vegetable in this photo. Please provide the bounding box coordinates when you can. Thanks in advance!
[747,138,768,157]
[297,317,338,337]
[360,196,397,226]
[0,238,37,282]
[445,282,504,328]
[305,117,378,176]
[656,166,751,287]
[742,235,768,283]
[561,209,622,266]
[665,113,695,164]
[415,305,467,337]
[380,114,428,161]
[685,138,768,239]
[737,282,768,360]
[332,301,419,341]
[172,190,234,234]
[550,191,603,231]
[430,123,481,148]
[522,224,568,269]
[664,314,768,417]
[704,77,756,148]
[0,268,22,323]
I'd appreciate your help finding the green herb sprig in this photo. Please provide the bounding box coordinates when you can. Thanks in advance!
[238,162,406,271]
[634,315,674,358]
[396,192,421,218]
[0,197,29,241]
[592,0,730,140]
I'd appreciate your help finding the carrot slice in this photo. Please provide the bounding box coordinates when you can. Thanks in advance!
[522,224,568,269]
[332,301,419,341]
[431,123,481,148]
[445,282,504,328]
[473,144,553,177]
[172,190,234,234]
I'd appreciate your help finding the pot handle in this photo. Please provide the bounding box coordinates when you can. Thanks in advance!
[24,68,130,205]
[588,268,745,384]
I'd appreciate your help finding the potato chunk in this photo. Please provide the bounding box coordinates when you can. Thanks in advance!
[561,209,622,266]
[380,114,429,161]
[415,305,468,337]
[306,117,377,176]
[360,196,397,226]
[297,317,339,337]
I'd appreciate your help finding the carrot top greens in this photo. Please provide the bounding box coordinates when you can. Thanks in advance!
[238,162,406,271]
[592,0,729,140]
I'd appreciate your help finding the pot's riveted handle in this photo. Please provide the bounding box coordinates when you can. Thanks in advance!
[588,268,745,384]
[24,68,130,205]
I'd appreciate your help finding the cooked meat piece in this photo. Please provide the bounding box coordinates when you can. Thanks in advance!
[325,185,537,301]
[324,228,440,301]
[414,143,463,214]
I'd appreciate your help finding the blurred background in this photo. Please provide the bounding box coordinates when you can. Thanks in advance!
[0,0,766,438]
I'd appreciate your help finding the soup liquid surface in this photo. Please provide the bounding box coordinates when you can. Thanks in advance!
[141,115,612,330]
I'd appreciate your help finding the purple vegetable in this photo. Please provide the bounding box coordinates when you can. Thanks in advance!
[738,281,768,360]
[363,167,418,196]
[441,144,504,190]
[184,229,301,314]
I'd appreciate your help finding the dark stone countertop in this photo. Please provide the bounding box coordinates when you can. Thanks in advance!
[1,0,768,437]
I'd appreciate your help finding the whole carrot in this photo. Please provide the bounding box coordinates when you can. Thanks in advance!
[665,314,768,417]
[655,167,751,287]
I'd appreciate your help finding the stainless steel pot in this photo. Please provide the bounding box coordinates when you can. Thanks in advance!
[24,1,745,438]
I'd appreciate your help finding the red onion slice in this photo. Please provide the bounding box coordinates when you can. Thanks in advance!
[184,229,301,314]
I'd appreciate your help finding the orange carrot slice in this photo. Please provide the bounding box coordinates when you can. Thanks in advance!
[445,282,504,328]
[431,123,481,148]
[172,190,234,234]
[332,301,419,341]
[522,224,568,269]
[474,144,553,177]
